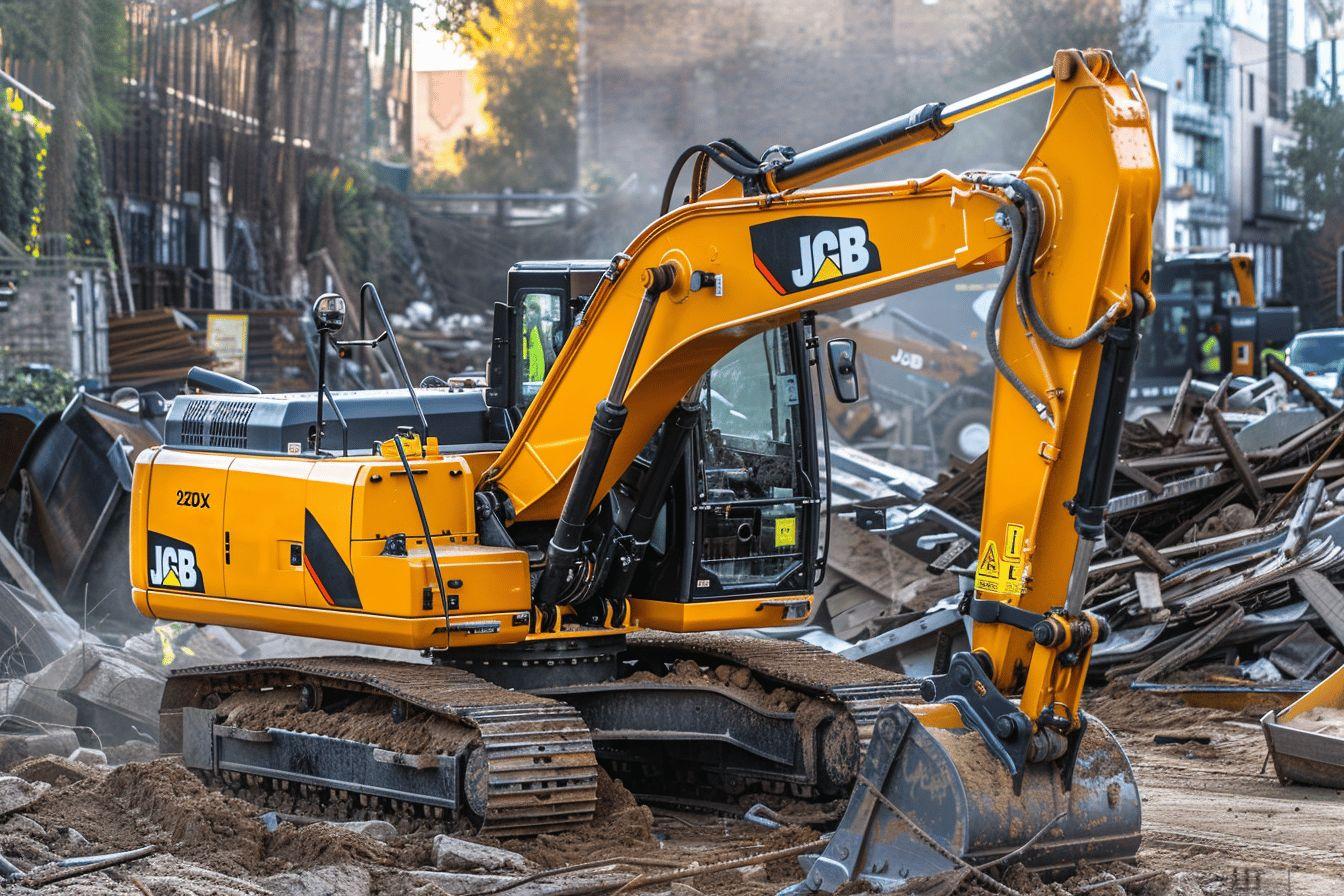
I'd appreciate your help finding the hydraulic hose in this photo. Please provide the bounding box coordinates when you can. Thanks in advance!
[660,143,765,215]
[993,176,1118,350]
[976,196,1052,424]
[535,264,678,606]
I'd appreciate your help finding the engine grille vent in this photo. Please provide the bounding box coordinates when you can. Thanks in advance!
[179,399,255,449]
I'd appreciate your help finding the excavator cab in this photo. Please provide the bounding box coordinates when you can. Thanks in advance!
[486,261,823,620]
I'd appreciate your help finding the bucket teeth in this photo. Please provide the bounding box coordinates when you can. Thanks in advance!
[789,705,1140,894]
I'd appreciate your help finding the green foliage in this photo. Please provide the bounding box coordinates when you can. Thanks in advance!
[420,0,495,38]
[444,0,577,192]
[0,105,26,246]
[1285,91,1344,227]
[0,0,127,135]
[1278,91,1344,325]
[71,128,108,257]
[19,121,45,256]
[0,103,104,257]
[0,348,77,414]
[304,163,394,277]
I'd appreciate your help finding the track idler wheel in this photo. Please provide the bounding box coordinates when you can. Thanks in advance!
[784,703,1140,894]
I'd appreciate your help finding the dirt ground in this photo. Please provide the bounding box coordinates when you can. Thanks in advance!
[1090,684,1344,896]
[0,686,1337,895]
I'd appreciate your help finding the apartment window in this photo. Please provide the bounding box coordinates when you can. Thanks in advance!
[1185,49,1224,110]
[1246,71,1255,111]
[1171,130,1224,199]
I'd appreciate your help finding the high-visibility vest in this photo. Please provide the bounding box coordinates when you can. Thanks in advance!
[1259,345,1286,373]
[523,325,547,382]
[1199,335,1221,374]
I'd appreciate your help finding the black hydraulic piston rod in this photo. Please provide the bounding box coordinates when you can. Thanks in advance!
[773,66,1054,191]
[594,394,702,606]
[535,263,678,606]
[1063,298,1146,614]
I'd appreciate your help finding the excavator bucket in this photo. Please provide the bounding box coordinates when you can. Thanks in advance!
[1262,662,1344,788]
[786,703,1140,894]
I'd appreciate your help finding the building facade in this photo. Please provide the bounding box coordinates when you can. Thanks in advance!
[1146,0,1317,300]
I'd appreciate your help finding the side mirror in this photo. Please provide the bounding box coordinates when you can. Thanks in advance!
[312,293,346,334]
[827,338,860,404]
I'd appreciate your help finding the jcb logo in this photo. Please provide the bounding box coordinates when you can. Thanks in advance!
[750,216,881,295]
[890,349,924,370]
[147,532,205,592]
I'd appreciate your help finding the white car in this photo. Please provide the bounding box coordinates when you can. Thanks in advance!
[1284,328,1344,397]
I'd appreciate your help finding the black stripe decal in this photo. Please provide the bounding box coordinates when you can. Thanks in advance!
[303,510,362,609]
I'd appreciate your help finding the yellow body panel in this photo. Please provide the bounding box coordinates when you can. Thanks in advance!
[1280,662,1344,724]
[131,441,787,649]
[132,445,537,650]
[628,595,812,633]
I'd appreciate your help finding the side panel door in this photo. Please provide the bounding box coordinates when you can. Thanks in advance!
[222,456,313,606]
[690,325,819,598]
[144,450,231,599]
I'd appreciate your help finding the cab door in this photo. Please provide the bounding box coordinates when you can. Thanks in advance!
[690,325,819,599]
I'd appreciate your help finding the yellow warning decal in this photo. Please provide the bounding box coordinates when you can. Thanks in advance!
[974,540,1000,592]
[976,525,1028,595]
[775,517,796,548]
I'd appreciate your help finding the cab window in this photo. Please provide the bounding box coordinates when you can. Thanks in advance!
[697,329,806,589]
[515,291,563,410]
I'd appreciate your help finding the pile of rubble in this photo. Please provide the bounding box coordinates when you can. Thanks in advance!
[817,370,1344,700]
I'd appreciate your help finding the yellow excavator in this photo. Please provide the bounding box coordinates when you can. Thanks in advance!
[129,49,1157,891]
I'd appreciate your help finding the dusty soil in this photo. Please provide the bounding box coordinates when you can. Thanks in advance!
[1090,683,1344,896]
[624,658,809,713]
[0,685,1336,895]
[1284,706,1344,737]
[215,687,478,755]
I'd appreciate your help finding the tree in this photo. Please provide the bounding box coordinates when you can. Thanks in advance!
[1285,91,1344,225]
[0,0,125,248]
[1280,91,1344,324]
[422,0,495,37]
[441,0,577,192]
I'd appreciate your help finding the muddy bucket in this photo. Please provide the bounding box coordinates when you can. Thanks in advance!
[1262,662,1344,789]
[784,702,1140,894]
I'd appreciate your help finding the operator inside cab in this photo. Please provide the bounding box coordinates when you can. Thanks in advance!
[519,293,560,406]
[1199,319,1223,375]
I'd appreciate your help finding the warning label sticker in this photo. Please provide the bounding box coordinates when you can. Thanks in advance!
[975,524,1027,595]
[774,517,796,548]
[974,541,1000,593]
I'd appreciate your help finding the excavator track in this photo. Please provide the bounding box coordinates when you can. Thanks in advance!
[160,657,599,837]
[159,637,923,830]
[625,631,925,747]
[536,632,925,813]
